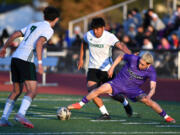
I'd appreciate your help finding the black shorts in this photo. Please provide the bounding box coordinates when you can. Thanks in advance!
[87,68,115,87]
[11,58,37,83]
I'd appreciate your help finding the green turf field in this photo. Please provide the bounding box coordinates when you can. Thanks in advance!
[0,92,180,135]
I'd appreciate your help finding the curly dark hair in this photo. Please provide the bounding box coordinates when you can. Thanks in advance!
[90,17,105,29]
[43,6,60,21]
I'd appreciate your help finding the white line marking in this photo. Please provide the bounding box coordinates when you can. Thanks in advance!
[0,98,110,102]
[156,125,180,128]
[91,119,126,122]
[122,122,160,125]
[0,132,180,135]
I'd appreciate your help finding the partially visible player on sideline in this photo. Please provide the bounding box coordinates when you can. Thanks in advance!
[78,17,133,120]
[0,6,59,128]
[68,52,176,123]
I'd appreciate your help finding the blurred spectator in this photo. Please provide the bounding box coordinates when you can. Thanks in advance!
[166,5,180,36]
[127,23,137,39]
[158,37,171,50]
[148,9,165,32]
[131,8,142,27]
[168,5,180,29]
[123,11,136,34]
[122,35,137,49]
[169,33,179,49]
[142,9,151,29]
[144,28,157,49]
[135,26,144,48]
[142,38,153,49]
[0,28,9,48]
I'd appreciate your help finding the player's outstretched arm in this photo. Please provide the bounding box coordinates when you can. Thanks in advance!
[115,42,131,54]
[36,36,47,74]
[78,42,84,70]
[108,54,124,78]
[0,31,22,57]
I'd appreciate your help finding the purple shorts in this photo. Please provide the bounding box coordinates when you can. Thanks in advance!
[108,80,146,102]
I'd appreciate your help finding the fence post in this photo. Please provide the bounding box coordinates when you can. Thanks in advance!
[149,0,153,9]
[68,21,73,38]
[123,4,127,20]
[84,17,88,33]
[173,0,177,11]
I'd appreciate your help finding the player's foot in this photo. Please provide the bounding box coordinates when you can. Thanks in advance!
[0,117,13,127]
[124,104,133,117]
[15,113,34,128]
[67,103,82,110]
[97,114,111,120]
[165,116,176,123]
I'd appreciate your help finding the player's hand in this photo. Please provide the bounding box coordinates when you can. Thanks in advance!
[38,64,44,74]
[0,48,6,57]
[134,52,139,56]
[108,68,114,78]
[78,59,83,70]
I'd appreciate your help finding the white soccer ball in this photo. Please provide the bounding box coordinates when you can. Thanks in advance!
[57,107,71,120]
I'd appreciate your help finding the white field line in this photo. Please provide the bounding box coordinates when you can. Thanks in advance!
[122,122,160,125]
[1,132,180,135]
[0,98,110,102]
[91,119,126,122]
[156,125,180,128]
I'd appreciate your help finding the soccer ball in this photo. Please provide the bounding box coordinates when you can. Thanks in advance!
[57,107,71,120]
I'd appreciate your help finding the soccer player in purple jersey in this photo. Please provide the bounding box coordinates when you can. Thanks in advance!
[68,52,176,123]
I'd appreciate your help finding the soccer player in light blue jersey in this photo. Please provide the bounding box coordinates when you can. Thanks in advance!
[68,52,176,123]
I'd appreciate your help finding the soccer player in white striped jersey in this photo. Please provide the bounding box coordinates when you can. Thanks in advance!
[77,17,133,120]
[0,6,59,128]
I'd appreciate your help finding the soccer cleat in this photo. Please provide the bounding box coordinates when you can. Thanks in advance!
[124,104,133,117]
[97,114,111,120]
[165,116,176,123]
[15,113,34,128]
[0,117,13,127]
[67,103,82,110]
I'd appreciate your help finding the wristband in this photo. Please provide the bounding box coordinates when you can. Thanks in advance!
[38,60,42,64]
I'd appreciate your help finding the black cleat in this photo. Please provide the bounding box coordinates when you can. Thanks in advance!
[97,114,111,120]
[124,104,133,117]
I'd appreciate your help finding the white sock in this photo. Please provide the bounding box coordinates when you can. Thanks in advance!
[164,114,169,119]
[123,98,128,106]
[2,99,15,120]
[79,101,85,106]
[18,96,32,116]
[99,105,109,115]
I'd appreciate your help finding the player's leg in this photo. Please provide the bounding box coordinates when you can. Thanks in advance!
[140,96,176,123]
[15,80,37,128]
[0,82,23,127]
[68,83,112,110]
[14,60,37,128]
[87,81,110,119]
[112,94,133,117]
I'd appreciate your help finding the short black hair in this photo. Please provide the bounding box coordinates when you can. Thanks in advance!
[43,6,60,21]
[90,17,105,29]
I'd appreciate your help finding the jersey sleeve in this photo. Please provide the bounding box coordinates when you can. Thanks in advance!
[40,27,54,41]
[148,66,157,82]
[20,26,28,36]
[123,54,139,64]
[83,33,88,43]
[109,33,119,46]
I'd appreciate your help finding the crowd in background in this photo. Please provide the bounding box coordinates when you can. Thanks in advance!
[0,6,180,77]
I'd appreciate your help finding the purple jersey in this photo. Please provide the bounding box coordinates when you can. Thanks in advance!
[109,54,156,101]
